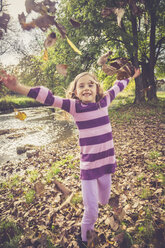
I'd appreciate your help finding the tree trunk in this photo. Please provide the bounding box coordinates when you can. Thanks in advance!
[134,75,145,104]
[130,9,145,104]
[147,3,158,101]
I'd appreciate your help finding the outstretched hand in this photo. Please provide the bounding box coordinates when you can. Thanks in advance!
[0,70,30,96]
[0,70,18,91]
[132,68,141,79]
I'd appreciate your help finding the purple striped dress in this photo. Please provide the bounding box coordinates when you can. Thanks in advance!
[27,78,129,180]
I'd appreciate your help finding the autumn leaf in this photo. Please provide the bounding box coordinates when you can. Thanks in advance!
[66,36,82,55]
[25,0,35,14]
[44,32,57,48]
[56,64,68,76]
[34,14,56,31]
[114,8,125,27]
[54,21,67,38]
[14,109,27,121]
[101,7,114,18]
[18,12,55,31]
[70,18,80,28]
[43,49,48,60]
[101,7,125,27]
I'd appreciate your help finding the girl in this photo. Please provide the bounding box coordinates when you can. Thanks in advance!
[0,68,140,247]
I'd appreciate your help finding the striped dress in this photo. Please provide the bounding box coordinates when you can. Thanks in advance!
[27,78,129,180]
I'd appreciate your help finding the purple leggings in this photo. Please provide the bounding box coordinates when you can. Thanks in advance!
[81,174,112,241]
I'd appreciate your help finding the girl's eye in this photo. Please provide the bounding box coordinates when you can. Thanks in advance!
[89,84,94,87]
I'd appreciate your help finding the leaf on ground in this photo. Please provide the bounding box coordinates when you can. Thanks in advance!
[14,109,27,121]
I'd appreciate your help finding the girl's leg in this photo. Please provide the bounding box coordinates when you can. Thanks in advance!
[98,174,112,205]
[81,179,98,242]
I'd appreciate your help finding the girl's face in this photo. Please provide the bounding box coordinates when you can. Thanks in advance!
[75,74,97,103]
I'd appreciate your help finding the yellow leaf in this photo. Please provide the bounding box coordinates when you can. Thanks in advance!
[43,48,48,60]
[66,36,82,55]
[14,109,27,121]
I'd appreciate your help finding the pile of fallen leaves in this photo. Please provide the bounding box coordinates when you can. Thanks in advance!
[0,103,165,248]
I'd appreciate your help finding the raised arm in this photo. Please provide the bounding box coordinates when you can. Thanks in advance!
[106,68,141,105]
[0,70,30,96]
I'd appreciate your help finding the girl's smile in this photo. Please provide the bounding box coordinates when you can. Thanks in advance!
[75,75,97,103]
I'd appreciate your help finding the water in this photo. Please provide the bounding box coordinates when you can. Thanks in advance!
[0,107,75,165]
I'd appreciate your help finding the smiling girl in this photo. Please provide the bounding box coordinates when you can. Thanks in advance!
[1,68,140,247]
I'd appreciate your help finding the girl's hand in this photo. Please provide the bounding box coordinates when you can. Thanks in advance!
[0,70,19,91]
[0,70,30,95]
[132,68,141,79]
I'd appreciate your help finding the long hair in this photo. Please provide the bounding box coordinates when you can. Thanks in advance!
[66,72,105,102]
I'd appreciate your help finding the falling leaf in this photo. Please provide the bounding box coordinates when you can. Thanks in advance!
[54,21,67,38]
[34,14,56,31]
[97,51,112,65]
[70,18,80,28]
[18,12,36,30]
[43,49,48,60]
[56,64,68,76]
[98,52,134,79]
[101,7,125,27]
[101,7,114,18]
[18,12,55,31]
[25,0,35,14]
[114,8,125,27]
[14,109,27,121]
[44,32,57,48]
[66,36,82,55]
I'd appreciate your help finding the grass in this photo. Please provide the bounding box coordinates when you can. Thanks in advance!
[24,189,36,204]
[0,220,23,248]
[71,193,82,205]
[140,187,153,200]
[0,95,42,112]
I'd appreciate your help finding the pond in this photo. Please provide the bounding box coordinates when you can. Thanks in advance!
[0,107,76,165]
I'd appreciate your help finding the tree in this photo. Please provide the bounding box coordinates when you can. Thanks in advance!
[55,0,165,102]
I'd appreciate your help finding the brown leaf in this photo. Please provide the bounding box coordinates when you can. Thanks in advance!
[109,216,119,231]
[97,51,112,65]
[18,12,36,31]
[54,21,67,38]
[54,178,71,195]
[70,18,80,28]
[44,32,57,48]
[109,195,120,208]
[44,0,56,14]
[114,232,125,244]
[18,13,55,31]
[101,7,114,18]
[25,0,35,14]
[0,13,10,32]
[34,181,45,195]
[102,64,117,76]
[56,64,68,76]
[34,14,56,31]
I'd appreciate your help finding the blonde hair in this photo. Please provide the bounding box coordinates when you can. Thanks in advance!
[66,72,104,102]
